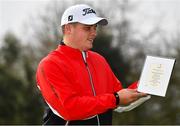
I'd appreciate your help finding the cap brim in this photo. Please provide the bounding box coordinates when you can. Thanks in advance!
[80,17,108,26]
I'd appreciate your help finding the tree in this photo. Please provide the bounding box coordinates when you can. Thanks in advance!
[0,33,43,124]
[1,33,20,67]
[0,64,24,124]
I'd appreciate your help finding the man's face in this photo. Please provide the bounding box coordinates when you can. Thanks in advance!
[69,23,97,51]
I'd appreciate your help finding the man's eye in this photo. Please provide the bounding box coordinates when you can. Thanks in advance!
[84,27,91,31]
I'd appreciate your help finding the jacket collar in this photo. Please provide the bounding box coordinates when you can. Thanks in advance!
[56,44,89,60]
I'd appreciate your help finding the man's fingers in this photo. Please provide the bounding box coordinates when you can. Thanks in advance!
[127,89,148,97]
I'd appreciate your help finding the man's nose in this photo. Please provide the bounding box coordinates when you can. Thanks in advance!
[90,26,97,36]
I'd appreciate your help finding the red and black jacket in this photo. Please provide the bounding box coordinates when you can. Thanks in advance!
[36,44,137,125]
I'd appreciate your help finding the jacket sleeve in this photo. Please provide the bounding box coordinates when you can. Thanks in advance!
[128,81,138,89]
[36,59,117,121]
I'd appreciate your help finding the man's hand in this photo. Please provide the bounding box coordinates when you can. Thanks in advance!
[117,89,147,106]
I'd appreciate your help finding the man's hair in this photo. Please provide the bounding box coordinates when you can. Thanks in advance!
[61,23,78,35]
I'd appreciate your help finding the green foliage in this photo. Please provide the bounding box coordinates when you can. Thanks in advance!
[0,65,24,124]
[0,33,43,124]
[1,33,20,66]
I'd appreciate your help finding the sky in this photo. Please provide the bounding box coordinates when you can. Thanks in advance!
[0,0,180,42]
[0,0,50,40]
[132,0,180,36]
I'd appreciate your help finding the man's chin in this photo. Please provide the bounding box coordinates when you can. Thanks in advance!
[84,45,93,51]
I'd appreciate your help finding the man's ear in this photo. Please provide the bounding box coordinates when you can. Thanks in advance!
[64,24,71,34]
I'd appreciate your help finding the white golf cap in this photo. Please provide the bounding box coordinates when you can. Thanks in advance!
[61,4,108,26]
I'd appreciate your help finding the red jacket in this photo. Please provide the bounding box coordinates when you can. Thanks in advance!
[36,45,137,121]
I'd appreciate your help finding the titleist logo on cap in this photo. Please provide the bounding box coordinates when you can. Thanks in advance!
[82,8,96,16]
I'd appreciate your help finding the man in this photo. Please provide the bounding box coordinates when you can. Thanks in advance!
[36,4,146,125]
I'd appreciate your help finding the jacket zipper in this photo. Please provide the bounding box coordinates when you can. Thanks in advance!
[82,51,100,126]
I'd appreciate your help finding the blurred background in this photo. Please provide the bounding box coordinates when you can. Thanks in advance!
[0,0,180,124]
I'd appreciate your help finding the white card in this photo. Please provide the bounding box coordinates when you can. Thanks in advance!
[137,56,175,97]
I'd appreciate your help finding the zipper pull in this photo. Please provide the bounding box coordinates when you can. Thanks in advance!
[82,51,87,66]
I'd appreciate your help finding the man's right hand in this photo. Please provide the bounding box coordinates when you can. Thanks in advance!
[116,89,147,106]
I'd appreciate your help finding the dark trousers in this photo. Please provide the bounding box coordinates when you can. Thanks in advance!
[43,106,112,125]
